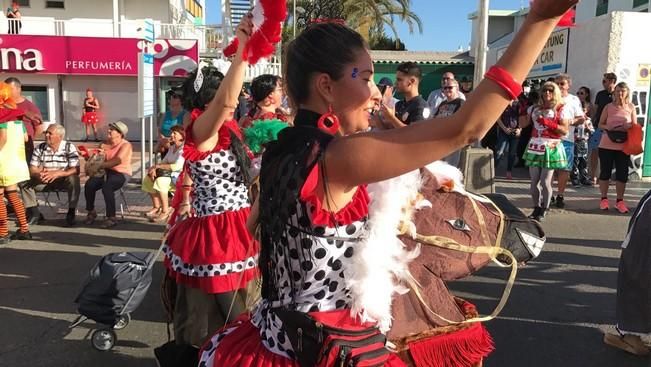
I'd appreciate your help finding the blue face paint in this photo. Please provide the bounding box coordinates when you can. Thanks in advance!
[351,67,359,79]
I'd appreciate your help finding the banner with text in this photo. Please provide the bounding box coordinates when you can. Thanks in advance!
[0,34,198,77]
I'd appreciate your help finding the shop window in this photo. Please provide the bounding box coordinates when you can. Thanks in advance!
[22,86,49,122]
[596,0,608,16]
[633,0,649,8]
[45,0,64,9]
[185,0,203,19]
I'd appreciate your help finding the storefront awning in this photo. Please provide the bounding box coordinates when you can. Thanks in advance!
[371,50,474,65]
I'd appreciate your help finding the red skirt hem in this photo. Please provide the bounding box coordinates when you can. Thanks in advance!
[164,263,258,294]
[166,207,258,264]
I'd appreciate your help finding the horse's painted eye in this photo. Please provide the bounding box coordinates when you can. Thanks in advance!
[447,218,471,232]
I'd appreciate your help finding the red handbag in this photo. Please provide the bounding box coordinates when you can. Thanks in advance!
[623,124,643,155]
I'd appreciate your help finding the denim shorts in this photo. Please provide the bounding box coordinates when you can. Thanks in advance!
[588,128,602,151]
[561,140,575,171]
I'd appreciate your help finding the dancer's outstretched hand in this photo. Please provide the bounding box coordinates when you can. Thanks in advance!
[530,0,579,19]
[236,13,254,52]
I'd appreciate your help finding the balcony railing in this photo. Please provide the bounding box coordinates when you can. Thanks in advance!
[1,17,225,55]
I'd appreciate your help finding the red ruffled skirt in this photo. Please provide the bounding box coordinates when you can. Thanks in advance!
[164,207,259,294]
[82,111,99,125]
[199,311,407,367]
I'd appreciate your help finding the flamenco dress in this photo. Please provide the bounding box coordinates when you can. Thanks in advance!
[163,115,258,346]
[198,109,406,366]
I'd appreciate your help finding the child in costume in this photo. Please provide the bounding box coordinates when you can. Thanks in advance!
[199,1,578,366]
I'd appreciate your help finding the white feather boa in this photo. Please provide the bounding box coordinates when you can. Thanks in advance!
[345,161,464,332]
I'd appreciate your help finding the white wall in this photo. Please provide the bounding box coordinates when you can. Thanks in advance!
[61,75,139,141]
[565,13,614,96]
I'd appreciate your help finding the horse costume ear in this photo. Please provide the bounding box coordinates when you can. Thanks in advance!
[223,0,287,65]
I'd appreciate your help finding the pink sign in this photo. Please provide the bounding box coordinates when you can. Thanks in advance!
[0,34,198,76]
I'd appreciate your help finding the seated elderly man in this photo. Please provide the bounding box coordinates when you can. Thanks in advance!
[21,124,80,226]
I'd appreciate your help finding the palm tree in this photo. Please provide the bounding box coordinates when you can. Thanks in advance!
[284,0,422,43]
[342,0,423,41]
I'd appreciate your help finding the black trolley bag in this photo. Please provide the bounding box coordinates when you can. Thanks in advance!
[71,251,158,351]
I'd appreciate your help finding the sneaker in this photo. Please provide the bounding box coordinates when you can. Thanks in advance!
[11,230,32,240]
[600,198,609,211]
[528,207,541,219]
[616,200,629,214]
[535,207,548,222]
[555,195,565,209]
[0,234,11,245]
[604,332,649,356]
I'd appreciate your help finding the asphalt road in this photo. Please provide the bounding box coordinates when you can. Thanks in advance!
[1,178,650,367]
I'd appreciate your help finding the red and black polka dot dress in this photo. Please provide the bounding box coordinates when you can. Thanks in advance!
[163,120,258,294]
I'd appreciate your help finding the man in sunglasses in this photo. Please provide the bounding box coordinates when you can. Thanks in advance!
[589,72,617,184]
[427,71,466,111]
[434,79,465,166]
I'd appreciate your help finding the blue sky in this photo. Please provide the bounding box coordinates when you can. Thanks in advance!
[206,0,525,51]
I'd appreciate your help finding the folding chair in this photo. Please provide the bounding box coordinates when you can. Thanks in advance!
[118,187,131,219]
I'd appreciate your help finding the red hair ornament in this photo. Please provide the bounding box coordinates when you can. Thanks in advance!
[223,0,287,65]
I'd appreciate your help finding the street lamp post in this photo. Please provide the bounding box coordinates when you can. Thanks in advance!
[293,0,297,38]
[473,0,489,87]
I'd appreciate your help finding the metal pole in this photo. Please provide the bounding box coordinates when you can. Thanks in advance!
[473,0,489,87]
[140,117,145,182]
[148,115,154,167]
[112,0,119,37]
[293,0,296,38]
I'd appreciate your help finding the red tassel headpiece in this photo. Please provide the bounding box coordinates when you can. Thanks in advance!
[223,0,287,65]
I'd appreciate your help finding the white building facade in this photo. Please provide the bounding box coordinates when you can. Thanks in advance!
[1,0,211,140]
[471,5,651,178]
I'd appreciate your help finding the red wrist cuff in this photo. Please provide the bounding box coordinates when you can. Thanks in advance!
[484,66,523,100]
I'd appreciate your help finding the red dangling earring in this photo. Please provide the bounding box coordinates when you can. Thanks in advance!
[317,105,340,135]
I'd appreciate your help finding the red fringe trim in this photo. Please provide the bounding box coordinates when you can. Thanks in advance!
[408,323,494,367]
[183,119,241,161]
[557,8,576,27]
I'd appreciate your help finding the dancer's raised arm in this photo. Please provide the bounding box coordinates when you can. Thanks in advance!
[192,15,253,151]
[324,0,579,189]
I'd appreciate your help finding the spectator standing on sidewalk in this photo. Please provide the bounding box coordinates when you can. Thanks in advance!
[434,78,465,166]
[553,74,585,209]
[571,86,595,186]
[597,82,637,214]
[496,100,522,179]
[426,71,466,111]
[21,124,80,227]
[380,62,429,127]
[520,82,570,221]
[589,73,617,184]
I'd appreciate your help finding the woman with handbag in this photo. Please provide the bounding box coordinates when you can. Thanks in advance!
[142,125,185,222]
[198,1,579,366]
[83,121,133,228]
[519,82,570,221]
[597,82,638,213]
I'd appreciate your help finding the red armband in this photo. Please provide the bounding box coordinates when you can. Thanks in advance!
[484,66,523,100]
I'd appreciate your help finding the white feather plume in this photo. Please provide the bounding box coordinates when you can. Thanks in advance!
[345,170,422,332]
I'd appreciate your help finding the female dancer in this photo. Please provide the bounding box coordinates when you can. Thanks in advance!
[239,73,288,129]
[82,89,100,141]
[200,1,578,366]
[162,17,257,348]
[520,82,571,221]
